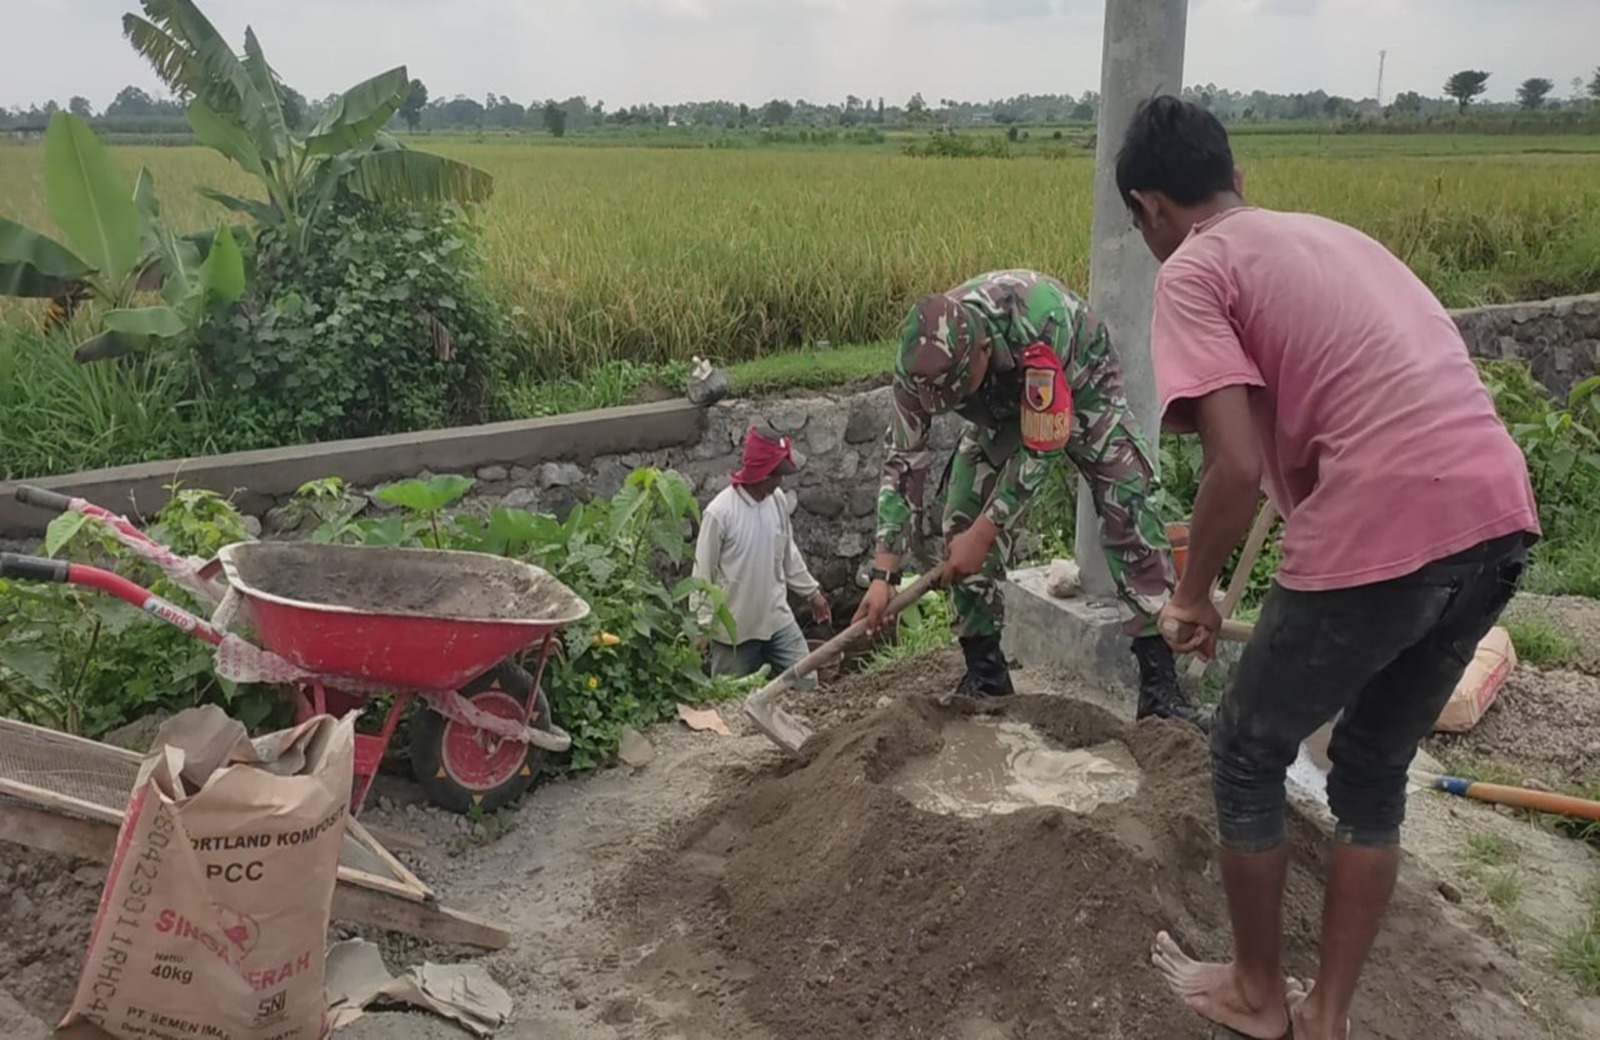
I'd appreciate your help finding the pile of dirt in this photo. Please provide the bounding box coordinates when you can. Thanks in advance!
[0,849,99,1021]
[1431,667,1600,787]
[614,672,1538,1039]
[228,542,584,621]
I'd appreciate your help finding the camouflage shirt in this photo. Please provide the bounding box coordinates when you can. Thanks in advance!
[877,270,1173,619]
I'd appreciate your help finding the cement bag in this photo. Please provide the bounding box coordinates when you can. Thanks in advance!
[1433,626,1516,734]
[61,706,354,1040]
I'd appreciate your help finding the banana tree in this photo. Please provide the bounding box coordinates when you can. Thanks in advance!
[124,0,494,255]
[0,112,245,361]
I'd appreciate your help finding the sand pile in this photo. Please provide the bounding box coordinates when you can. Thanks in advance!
[616,674,1537,1039]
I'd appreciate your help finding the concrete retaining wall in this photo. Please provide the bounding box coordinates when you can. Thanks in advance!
[1455,292,1600,400]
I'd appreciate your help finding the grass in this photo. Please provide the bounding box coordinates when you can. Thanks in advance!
[1559,904,1600,995]
[1505,617,1580,667]
[863,575,956,673]
[1460,830,1525,910]
[5,134,1600,373]
[728,342,892,395]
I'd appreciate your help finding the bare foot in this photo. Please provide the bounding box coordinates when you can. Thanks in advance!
[1286,977,1350,1040]
[1150,931,1288,1039]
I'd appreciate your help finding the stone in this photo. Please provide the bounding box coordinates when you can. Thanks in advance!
[836,450,862,480]
[241,514,263,539]
[805,405,846,455]
[509,465,535,484]
[929,415,964,450]
[261,503,305,536]
[847,489,878,518]
[0,989,49,1040]
[500,488,541,511]
[835,531,866,557]
[845,409,884,445]
[477,465,509,482]
[105,711,172,753]
[687,358,730,407]
[618,727,654,768]
[767,407,809,434]
[538,462,587,489]
[799,487,845,519]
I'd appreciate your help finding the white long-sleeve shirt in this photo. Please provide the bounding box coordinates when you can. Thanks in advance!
[692,485,821,645]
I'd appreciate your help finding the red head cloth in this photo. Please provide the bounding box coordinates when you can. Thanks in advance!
[731,424,803,485]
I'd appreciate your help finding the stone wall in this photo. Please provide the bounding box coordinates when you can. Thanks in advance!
[7,293,1598,604]
[356,389,968,610]
[1453,293,1600,400]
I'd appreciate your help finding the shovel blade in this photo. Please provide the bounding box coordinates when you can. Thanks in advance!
[744,686,812,757]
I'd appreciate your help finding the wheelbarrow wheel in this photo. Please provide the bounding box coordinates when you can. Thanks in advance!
[410,659,552,815]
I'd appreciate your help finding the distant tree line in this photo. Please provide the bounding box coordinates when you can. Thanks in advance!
[5,68,1598,135]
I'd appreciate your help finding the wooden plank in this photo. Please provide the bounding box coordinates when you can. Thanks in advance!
[0,800,116,860]
[329,884,510,951]
[0,778,123,825]
[347,819,432,899]
[336,865,430,904]
[0,803,509,951]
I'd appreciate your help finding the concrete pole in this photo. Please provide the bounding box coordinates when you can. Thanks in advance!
[1075,0,1188,599]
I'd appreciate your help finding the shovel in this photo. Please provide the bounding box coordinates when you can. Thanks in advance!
[744,569,944,756]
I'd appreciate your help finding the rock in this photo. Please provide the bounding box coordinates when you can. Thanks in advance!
[74,865,107,887]
[500,488,541,511]
[241,515,263,539]
[836,450,861,480]
[104,711,171,753]
[261,503,305,536]
[835,531,866,558]
[10,889,34,919]
[538,462,587,489]
[848,489,878,518]
[767,407,809,434]
[0,989,49,1040]
[800,487,845,519]
[930,415,964,451]
[806,409,845,455]
[1438,880,1464,904]
[1046,559,1082,599]
[845,409,884,445]
[477,465,509,482]
[687,357,730,407]
[618,728,654,768]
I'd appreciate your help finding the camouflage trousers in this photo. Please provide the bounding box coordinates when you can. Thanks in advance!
[942,424,1165,640]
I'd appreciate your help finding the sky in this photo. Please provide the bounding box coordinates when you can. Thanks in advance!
[4,0,1598,112]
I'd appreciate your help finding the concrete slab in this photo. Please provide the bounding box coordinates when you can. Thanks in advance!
[1001,566,1138,721]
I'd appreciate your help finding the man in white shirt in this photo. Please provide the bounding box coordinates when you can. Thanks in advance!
[694,425,833,688]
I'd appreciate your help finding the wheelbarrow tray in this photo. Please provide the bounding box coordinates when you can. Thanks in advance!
[217,542,589,692]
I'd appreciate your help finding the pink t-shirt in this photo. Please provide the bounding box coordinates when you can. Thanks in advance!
[1151,207,1539,591]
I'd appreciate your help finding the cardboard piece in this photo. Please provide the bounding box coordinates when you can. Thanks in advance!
[676,703,732,736]
[327,939,512,1036]
[1434,627,1516,733]
[59,706,354,1040]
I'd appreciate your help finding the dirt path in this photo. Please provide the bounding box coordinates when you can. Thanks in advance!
[1,649,1594,1038]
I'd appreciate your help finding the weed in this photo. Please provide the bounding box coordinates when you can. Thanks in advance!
[864,575,955,672]
[1557,905,1600,994]
[1505,617,1579,667]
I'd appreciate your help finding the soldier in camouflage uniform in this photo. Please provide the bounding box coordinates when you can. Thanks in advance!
[853,269,1207,728]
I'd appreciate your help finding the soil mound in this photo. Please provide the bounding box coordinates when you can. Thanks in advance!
[616,678,1536,1039]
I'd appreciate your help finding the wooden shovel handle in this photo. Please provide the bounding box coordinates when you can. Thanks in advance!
[784,569,944,682]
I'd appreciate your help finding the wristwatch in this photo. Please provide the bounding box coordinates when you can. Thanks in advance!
[869,567,903,586]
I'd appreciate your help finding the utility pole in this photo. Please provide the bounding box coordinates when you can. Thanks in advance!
[1075,0,1189,600]
[1376,49,1388,106]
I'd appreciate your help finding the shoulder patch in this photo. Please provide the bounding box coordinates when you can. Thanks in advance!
[1019,342,1072,452]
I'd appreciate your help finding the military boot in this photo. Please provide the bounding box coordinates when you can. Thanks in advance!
[1132,635,1210,732]
[956,635,1016,698]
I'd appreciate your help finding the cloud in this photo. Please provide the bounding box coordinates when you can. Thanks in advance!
[4,0,1596,110]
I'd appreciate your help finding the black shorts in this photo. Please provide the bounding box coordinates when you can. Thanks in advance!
[1210,532,1531,852]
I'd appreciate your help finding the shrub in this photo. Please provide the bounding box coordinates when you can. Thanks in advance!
[903,133,1011,159]
[200,197,515,450]
[0,488,276,737]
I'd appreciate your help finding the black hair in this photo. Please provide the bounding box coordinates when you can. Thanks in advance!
[1115,95,1235,220]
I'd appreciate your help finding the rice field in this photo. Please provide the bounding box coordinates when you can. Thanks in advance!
[2,134,1599,371]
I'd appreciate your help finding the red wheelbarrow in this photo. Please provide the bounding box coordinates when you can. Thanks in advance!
[1,486,590,815]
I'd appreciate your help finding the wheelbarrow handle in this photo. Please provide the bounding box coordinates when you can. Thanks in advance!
[0,553,71,583]
[13,485,76,513]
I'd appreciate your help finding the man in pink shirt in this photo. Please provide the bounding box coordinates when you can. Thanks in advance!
[1118,96,1539,1040]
